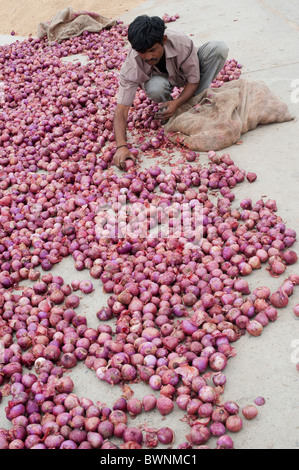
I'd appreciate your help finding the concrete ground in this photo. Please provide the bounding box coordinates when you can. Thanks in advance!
[0,0,299,450]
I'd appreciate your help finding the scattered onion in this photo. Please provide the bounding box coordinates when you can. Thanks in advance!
[242,404,258,420]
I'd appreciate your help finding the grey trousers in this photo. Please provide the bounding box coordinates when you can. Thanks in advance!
[144,41,229,102]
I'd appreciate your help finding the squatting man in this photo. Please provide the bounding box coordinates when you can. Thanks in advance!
[113,15,229,169]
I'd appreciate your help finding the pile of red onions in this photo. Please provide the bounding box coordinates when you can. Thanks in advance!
[211,59,242,88]
[0,19,297,450]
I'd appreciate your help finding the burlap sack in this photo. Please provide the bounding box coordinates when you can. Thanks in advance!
[164,79,294,151]
[37,6,116,43]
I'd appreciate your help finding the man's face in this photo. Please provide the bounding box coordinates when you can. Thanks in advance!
[138,36,167,66]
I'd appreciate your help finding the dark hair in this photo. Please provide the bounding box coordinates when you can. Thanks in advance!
[128,15,166,53]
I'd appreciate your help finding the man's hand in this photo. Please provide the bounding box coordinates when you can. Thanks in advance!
[156,82,200,122]
[113,146,136,170]
[156,101,179,121]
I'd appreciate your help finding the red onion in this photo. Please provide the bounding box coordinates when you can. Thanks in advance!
[209,352,227,372]
[246,320,263,337]
[64,394,80,411]
[87,431,104,448]
[157,427,175,444]
[149,374,162,391]
[44,344,61,362]
[186,151,197,162]
[216,435,234,449]
[210,422,226,437]
[65,295,80,309]
[270,289,289,308]
[293,305,299,317]
[3,362,22,378]
[281,280,294,296]
[223,401,239,415]
[211,407,228,424]
[127,398,142,416]
[79,280,94,294]
[123,427,143,445]
[226,415,243,432]
[104,368,121,385]
[242,404,258,420]
[142,394,157,412]
[263,306,278,322]
[60,353,77,369]
[6,404,26,420]
[234,279,250,295]
[283,250,298,265]
[213,372,227,387]
[98,420,114,439]
[117,290,132,305]
[198,386,217,403]
[192,356,209,373]
[187,425,210,445]
[68,429,87,445]
[60,440,78,449]
[268,257,286,276]
[255,311,269,326]
[176,394,191,410]
[156,396,174,416]
[253,286,271,300]
[246,172,257,183]
[289,274,299,285]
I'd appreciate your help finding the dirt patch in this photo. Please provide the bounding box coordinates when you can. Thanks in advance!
[0,0,145,37]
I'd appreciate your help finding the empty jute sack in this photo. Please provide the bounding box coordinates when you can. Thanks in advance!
[164,79,294,152]
[37,6,116,43]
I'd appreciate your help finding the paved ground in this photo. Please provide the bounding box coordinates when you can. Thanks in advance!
[0,0,298,449]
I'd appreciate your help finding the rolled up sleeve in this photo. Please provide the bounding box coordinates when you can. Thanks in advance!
[116,53,142,107]
[117,77,139,107]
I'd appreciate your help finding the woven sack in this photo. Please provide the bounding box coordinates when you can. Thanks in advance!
[164,79,293,151]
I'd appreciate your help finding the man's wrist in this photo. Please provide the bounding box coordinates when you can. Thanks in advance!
[116,144,128,151]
